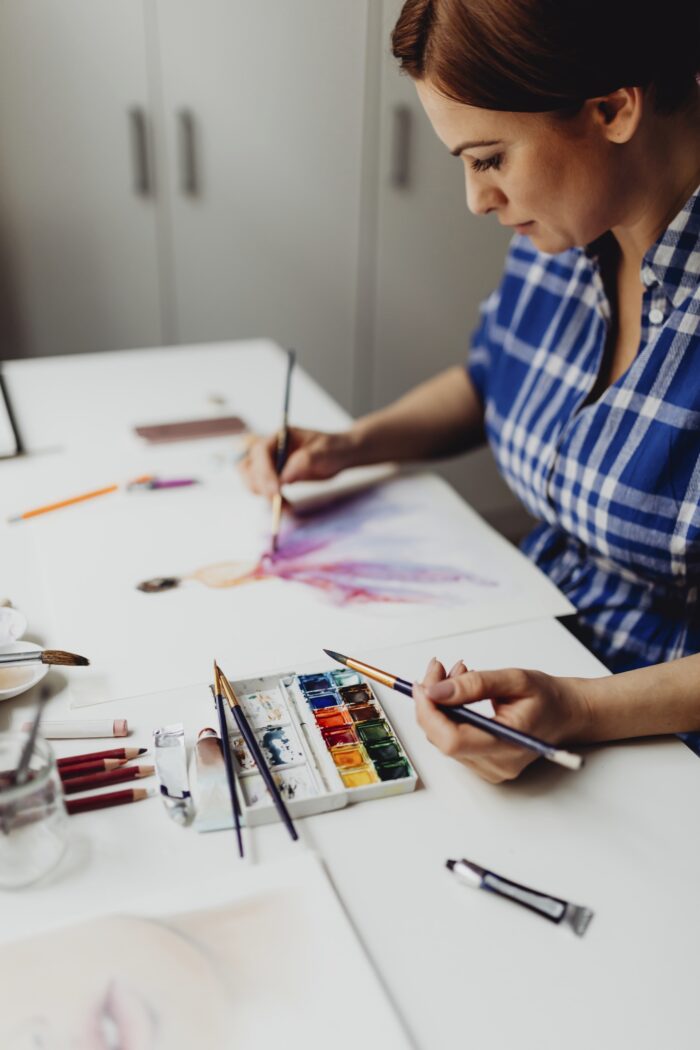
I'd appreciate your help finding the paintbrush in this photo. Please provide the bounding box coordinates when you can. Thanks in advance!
[0,649,89,667]
[323,649,583,771]
[270,348,296,554]
[214,661,298,841]
[14,687,51,787]
[209,684,244,857]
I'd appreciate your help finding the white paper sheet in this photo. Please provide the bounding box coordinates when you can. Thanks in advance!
[28,471,572,706]
[0,852,410,1050]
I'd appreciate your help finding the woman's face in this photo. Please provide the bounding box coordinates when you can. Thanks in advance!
[416,78,631,254]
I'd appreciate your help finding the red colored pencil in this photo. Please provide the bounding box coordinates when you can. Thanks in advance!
[59,758,129,780]
[61,764,154,795]
[65,787,151,815]
[57,747,147,769]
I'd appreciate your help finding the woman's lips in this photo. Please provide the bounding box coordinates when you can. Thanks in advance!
[512,221,535,234]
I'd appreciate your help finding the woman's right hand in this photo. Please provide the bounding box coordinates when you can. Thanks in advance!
[238,427,358,497]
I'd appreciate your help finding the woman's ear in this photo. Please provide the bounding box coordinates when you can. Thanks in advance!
[592,86,644,143]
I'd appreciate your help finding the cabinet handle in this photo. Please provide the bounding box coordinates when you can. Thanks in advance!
[128,108,152,197]
[177,110,199,197]
[390,104,412,189]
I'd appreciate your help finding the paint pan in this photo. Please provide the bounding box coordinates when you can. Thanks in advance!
[339,683,374,705]
[321,725,358,748]
[346,702,380,724]
[331,669,362,688]
[199,665,417,832]
[314,707,353,730]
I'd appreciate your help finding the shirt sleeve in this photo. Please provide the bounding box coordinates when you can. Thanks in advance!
[466,287,501,403]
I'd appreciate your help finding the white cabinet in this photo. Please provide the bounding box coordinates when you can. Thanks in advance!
[0,0,163,357]
[153,1,369,403]
[0,1,369,408]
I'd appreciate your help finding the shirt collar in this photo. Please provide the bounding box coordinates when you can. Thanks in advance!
[584,183,700,309]
[641,182,700,308]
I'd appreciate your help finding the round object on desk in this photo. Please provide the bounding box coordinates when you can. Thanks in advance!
[0,605,28,646]
[0,642,49,701]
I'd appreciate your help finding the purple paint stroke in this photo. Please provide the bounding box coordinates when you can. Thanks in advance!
[249,489,499,605]
[253,556,496,605]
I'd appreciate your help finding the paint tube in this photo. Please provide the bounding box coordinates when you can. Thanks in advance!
[446,857,594,936]
[153,722,193,826]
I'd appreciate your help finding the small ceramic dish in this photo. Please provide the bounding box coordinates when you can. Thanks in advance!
[0,642,49,701]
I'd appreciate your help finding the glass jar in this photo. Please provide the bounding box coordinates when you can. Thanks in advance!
[0,732,69,889]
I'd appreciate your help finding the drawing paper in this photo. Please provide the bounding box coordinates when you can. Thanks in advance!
[25,472,572,706]
[0,852,410,1050]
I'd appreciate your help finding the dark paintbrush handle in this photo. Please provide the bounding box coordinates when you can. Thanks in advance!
[232,706,298,842]
[215,693,244,857]
[397,675,557,760]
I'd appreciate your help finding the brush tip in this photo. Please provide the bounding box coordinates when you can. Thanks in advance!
[41,650,90,666]
[323,649,346,665]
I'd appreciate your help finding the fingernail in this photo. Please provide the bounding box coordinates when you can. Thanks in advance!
[428,656,438,668]
[427,680,455,701]
[448,660,464,677]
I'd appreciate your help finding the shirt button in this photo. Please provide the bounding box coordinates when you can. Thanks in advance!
[649,308,664,326]
[642,269,655,288]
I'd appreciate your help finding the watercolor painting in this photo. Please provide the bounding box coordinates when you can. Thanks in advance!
[30,472,571,705]
[0,856,409,1050]
[136,487,499,606]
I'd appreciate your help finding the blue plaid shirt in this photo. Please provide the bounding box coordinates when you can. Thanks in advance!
[469,185,700,689]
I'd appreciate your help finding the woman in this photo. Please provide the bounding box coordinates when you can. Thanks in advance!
[241,0,700,782]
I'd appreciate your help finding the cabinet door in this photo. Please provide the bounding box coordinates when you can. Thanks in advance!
[154,0,369,409]
[369,1,526,532]
[0,0,162,359]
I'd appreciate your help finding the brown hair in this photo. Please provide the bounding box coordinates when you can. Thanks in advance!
[392,0,700,113]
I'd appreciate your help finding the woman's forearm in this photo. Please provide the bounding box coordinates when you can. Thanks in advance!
[574,652,700,742]
[348,365,485,465]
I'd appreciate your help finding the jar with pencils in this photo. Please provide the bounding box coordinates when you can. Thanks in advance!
[0,732,69,889]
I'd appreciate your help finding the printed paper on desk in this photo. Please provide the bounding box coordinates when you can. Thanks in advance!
[0,852,411,1050]
[29,472,573,706]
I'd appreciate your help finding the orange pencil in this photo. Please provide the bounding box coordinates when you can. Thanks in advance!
[8,476,153,523]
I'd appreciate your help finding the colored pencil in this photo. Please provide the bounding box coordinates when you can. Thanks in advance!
[270,348,296,553]
[56,747,147,769]
[65,787,152,815]
[61,764,154,794]
[209,685,244,858]
[214,662,298,841]
[22,718,129,739]
[8,475,152,523]
[59,758,129,780]
[323,649,583,771]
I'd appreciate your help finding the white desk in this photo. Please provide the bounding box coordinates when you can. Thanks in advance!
[1,343,698,1050]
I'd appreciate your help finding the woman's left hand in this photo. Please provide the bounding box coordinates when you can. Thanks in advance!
[413,658,591,783]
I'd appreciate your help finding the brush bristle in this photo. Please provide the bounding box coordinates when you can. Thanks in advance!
[41,650,89,666]
[323,648,347,665]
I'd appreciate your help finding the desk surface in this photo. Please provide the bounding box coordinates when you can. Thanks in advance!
[1,343,698,1050]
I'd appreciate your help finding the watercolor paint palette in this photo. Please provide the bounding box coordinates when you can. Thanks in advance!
[221,667,417,826]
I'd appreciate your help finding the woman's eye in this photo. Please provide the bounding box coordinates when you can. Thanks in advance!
[470,154,503,173]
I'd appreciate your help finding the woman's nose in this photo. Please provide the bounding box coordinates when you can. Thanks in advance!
[465,171,506,216]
